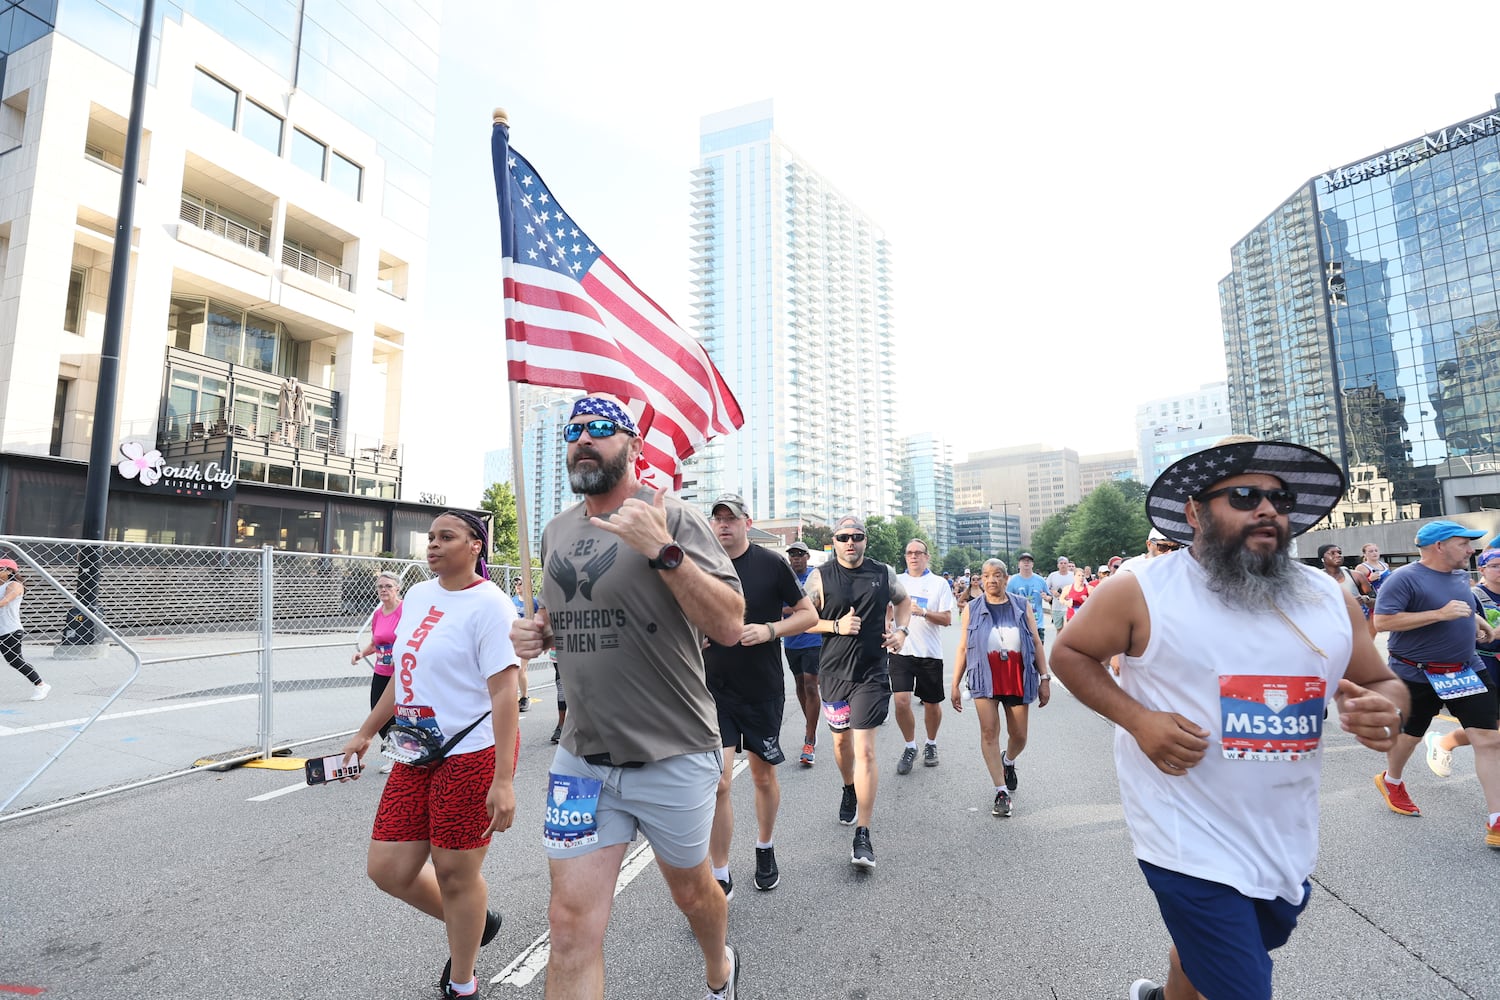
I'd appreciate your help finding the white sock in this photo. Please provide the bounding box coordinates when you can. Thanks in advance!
[712,864,729,882]
[447,977,477,996]
[995,785,1005,794]
[1384,772,1404,786]
[1003,754,1015,766]
[755,839,773,849]
[904,740,917,750]
[924,739,937,748]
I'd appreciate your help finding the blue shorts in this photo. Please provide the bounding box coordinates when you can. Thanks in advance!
[1139,860,1309,1000]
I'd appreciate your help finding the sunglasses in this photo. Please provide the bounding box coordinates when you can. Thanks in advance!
[834,533,866,543]
[1196,486,1297,514]
[563,419,629,442]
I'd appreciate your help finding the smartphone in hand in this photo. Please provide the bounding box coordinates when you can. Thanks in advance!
[305,753,362,785]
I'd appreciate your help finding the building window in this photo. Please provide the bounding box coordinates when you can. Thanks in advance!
[241,100,283,155]
[291,128,326,179]
[64,266,85,333]
[329,152,362,200]
[191,69,237,128]
[50,378,69,456]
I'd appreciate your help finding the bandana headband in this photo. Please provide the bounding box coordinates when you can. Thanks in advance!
[569,396,638,436]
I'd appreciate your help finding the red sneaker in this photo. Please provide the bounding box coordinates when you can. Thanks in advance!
[1374,772,1420,816]
[799,743,815,767]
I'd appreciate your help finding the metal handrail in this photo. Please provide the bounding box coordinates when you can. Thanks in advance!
[282,244,352,291]
[178,198,270,255]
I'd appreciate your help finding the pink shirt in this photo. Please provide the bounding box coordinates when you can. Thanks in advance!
[369,602,402,677]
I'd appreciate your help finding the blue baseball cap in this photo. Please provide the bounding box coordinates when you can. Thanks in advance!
[1414,521,1486,547]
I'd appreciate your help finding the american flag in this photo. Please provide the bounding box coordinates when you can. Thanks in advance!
[492,131,742,487]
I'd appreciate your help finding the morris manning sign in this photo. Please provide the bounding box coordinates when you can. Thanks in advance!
[1320,111,1500,193]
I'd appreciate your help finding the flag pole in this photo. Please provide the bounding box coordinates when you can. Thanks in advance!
[493,107,538,616]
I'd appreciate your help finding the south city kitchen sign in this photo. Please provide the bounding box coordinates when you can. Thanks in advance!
[1321,111,1500,192]
[115,440,236,498]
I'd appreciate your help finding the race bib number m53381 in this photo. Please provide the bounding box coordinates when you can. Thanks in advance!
[1220,675,1326,761]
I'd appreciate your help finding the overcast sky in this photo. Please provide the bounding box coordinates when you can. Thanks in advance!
[407,0,1500,504]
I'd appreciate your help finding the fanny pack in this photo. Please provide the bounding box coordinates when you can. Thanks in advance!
[1392,654,1465,672]
[381,711,492,766]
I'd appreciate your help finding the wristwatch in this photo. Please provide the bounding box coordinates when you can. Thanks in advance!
[895,625,909,636]
[648,542,685,570]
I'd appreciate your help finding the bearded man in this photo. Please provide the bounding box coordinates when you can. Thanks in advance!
[1051,438,1407,1000]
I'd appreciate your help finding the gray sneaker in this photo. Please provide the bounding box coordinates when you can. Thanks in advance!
[923,743,939,767]
[896,746,917,775]
[705,943,739,1000]
[992,789,1013,817]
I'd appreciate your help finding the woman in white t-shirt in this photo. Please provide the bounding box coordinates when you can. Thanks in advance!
[341,511,520,998]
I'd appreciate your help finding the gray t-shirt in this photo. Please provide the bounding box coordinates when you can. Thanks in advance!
[1045,570,1072,600]
[541,487,741,763]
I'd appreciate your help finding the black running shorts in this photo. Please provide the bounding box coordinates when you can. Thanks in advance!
[887,654,945,704]
[714,693,787,764]
[819,671,891,731]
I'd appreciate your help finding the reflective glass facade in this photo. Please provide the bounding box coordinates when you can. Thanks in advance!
[53,0,438,236]
[1221,100,1500,525]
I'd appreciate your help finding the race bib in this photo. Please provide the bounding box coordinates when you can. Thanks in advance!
[1425,664,1488,700]
[543,773,603,850]
[822,699,852,731]
[394,704,444,739]
[374,642,394,670]
[912,595,929,611]
[1219,675,1326,761]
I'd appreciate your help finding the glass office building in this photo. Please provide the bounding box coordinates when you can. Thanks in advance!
[1221,97,1500,525]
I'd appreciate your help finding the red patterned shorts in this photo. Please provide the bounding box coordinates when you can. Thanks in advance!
[372,735,518,851]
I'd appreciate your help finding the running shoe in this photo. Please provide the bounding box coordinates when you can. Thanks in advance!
[442,981,480,998]
[29,682,50,702]
[1374,772,1420,816]
[704,943,739,1000]
[440,909,502,990]
[518,696,529,713]
[850,826,875,869]
[992,789,1013,817]
[1003,758,1018,791]
[799,742,815,767]
[717,872,734,901]
[753,846,779,891]
[896,746,917,775]
[923,743,939,767]
[838,784,857,825]
[549,726,562,744]
[1424,732,1453,778]
[1128,979,1164,1000]
[1487,818,1500,850]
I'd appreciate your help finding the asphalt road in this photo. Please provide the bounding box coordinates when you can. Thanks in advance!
[4,626,1498,999]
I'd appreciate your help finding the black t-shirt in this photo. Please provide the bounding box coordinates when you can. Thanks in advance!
[704,545,805,702]
[817,557,896,682]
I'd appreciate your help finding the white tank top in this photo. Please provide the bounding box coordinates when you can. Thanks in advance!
[1118,551,1353,903]
[0,583,21,634]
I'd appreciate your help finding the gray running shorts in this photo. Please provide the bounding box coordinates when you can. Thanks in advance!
[543,745,721,869]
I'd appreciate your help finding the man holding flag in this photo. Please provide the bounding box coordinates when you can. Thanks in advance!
[495,113,748,1000]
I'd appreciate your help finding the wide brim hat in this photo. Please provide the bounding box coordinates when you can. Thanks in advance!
[1146,439,1345,544]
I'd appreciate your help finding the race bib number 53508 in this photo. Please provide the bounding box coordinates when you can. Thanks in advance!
[1220,675,1326,761]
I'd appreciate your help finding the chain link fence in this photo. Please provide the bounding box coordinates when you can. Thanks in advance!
[0,535,536,821]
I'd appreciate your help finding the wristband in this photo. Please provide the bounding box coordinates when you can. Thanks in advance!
[834,618,841,636]
[1038,674,1052,681]
[766,623,776,642]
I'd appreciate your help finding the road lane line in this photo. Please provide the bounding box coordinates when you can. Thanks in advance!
[248,782,311,802]
[492,757,748,987]
[0,694,258,736]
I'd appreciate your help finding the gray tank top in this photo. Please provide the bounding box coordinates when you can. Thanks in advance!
[0,584,21,634]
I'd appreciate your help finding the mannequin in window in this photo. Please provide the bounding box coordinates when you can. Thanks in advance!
[278,377,305,445]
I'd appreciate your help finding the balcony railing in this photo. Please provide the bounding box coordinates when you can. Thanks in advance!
[179,199,270,255]
[157,406,400,466]
[283,244,352,291]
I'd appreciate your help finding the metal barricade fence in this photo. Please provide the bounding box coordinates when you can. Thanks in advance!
[0,535,532,823]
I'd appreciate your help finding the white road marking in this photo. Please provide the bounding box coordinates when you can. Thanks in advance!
[0,694,257,736]
[247,782,310,802]
[492,757,749,988]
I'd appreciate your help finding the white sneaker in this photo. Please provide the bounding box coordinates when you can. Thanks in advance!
[1425,731,1453,778]
[29,682,50,701]
[378,762,393,775]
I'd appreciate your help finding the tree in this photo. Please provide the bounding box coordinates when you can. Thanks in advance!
[480,481,522,565]
[802,523,832,553]
[862,515,900,566]
[886,515,932,566]
[1029,504,1077,568]
[1056,481,1149,568]
[942,546,982,577]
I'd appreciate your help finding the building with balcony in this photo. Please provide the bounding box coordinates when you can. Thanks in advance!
[1135,382,1232,486]
[1220,92,1500,529]
[0,5,447,557]
[687,100,897,523]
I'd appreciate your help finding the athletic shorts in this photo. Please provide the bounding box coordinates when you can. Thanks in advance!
[542,745,721,869]
[1139,860,1309,1000]
[554,665,566,710]
[1398,669,1499,734]
[819,671,891,731]
[372,744,497,851]
[785,645,821,677]
[887,654,944,704]
[714,693,787,764]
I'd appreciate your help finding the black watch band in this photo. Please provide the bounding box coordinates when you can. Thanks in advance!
[648,542,685,570]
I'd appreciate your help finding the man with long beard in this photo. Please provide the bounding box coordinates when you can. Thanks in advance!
[1051,438,1407,1000]
[511,395,747,1000]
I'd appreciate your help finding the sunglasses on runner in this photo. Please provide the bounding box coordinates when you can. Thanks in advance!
[834,533,866,543]
[562,418,632,442]
[1195,486,1297,514]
